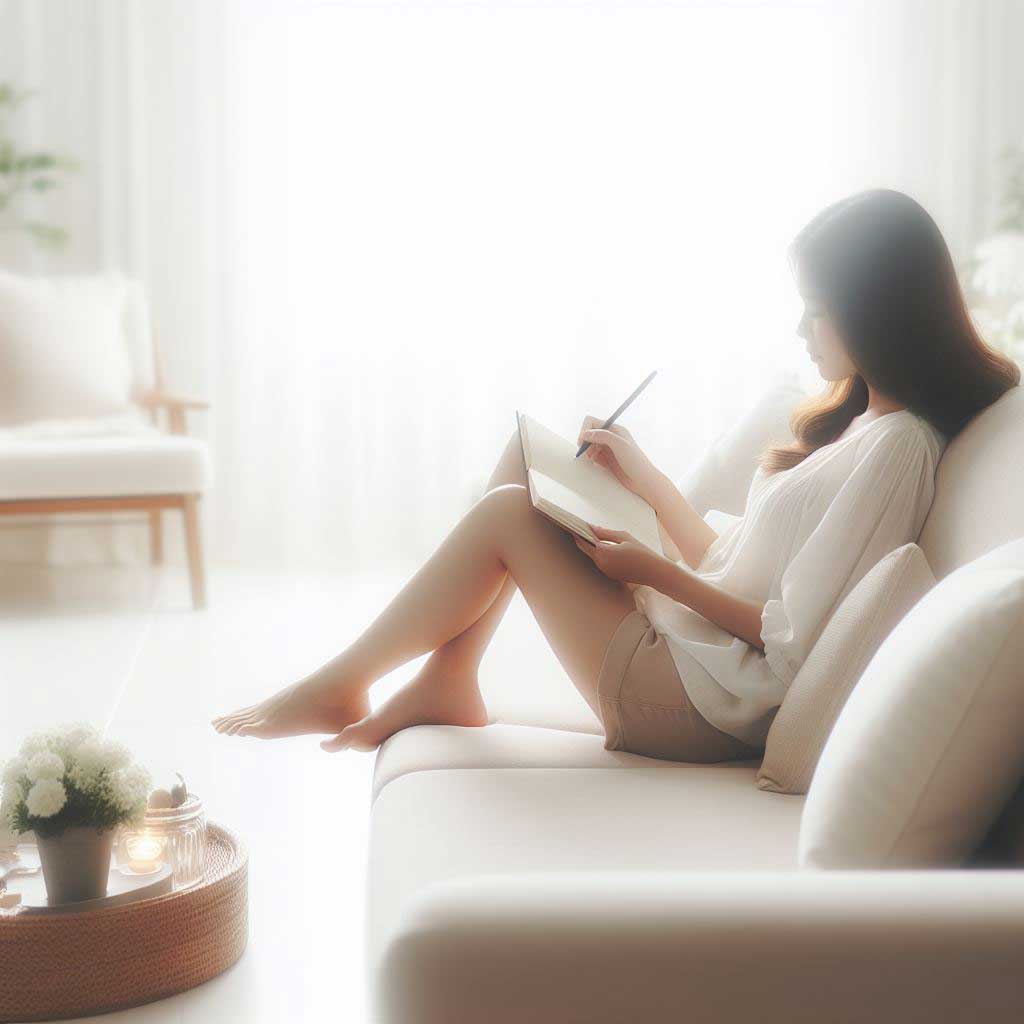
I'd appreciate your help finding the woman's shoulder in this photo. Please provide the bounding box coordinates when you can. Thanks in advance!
[852,408,946,473]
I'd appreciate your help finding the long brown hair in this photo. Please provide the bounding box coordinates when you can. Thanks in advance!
[760,188,1020,475]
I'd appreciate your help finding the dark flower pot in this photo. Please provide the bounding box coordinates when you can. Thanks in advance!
[36,825,115,904]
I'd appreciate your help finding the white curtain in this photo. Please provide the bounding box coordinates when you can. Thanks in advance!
[1,0,1022,571]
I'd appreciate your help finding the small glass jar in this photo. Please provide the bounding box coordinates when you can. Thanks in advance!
[116,794,207,889]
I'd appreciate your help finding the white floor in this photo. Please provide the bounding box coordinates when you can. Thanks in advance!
[3,561,563,1024]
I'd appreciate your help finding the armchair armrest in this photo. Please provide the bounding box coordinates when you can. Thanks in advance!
[138,389,210,411]
[137,389,210,435]
[374,870,1024,1024]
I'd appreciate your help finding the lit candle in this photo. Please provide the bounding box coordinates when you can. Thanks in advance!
[124,833,164,873]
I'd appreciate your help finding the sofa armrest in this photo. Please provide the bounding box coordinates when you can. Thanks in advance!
[374,870,1024,1024]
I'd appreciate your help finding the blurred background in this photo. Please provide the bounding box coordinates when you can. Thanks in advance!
[2,0,1021,578]
[2,4,1023,1020]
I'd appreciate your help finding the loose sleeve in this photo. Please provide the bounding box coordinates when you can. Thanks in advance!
[759,425,940,688]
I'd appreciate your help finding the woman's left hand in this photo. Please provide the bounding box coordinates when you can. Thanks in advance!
[573,524,669,586]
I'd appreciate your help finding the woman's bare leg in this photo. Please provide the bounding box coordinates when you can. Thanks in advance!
[214,484,635,749]
[395,430,527,689]
[321,484,635,751]
[211,431,529,739]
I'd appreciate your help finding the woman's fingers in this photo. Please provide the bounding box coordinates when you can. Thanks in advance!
[582,429,626,453]
[577,415,602,445]
[573,535,598,560]
[589,523,628,542]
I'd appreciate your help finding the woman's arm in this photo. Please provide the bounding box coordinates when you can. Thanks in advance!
[649,556,766,651]
[646,469,720,571]
[576,526,765,650]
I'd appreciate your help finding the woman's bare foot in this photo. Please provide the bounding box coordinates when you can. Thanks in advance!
[320,656,489,752]
[211,666,370,740]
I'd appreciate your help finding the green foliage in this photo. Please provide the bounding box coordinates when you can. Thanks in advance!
[0,81,77,248]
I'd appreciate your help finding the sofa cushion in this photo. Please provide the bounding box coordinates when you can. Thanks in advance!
[0,269,140,426]
[367,764,804,967]
[758,543,935,795]
[800,537,1024,868]
[0,431,212,500]
[919,383,1024,578]
[372,722,755,801]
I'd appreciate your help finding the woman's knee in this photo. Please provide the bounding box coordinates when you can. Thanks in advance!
[478,483,531,523]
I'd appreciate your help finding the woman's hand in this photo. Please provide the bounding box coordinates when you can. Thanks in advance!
[573,524,670,586]
[576,416,660,500]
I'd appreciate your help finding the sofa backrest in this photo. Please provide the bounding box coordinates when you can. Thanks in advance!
[918,384,1024,579]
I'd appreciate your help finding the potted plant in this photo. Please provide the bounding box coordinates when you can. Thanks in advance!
[0,723,151,904]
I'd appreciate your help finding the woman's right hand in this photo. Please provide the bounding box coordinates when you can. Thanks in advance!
[577,415,661,500]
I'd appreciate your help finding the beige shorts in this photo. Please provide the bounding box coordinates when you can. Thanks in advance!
[597,609,763,764]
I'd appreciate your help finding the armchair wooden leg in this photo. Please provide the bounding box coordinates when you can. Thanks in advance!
[149,509,164,565]
[181,494,207,610]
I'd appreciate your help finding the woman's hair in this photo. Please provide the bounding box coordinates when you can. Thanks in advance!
[760,188,1020,475]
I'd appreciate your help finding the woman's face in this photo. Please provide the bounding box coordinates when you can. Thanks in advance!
[796,281,859,381]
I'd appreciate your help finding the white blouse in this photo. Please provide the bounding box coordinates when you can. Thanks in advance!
[632,409,947,748]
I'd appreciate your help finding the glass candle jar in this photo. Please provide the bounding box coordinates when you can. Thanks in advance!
[116,794,207,889]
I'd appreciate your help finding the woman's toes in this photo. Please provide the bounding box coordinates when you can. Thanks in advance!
[212,706,256,730]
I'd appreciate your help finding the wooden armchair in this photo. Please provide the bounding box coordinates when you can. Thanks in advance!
[0,270,212,609]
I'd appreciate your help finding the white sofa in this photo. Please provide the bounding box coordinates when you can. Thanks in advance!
[366,381,1024,1024]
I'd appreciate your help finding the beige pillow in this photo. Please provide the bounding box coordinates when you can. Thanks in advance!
[758,543,935,795]
[0,269,135,426]
[799,536,1024,868]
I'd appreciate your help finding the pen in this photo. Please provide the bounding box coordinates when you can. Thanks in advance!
[575,370,658,458]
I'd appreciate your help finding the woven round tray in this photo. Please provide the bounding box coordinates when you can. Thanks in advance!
[0,821,248,1023]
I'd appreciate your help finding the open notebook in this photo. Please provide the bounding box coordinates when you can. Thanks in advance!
[516,411,664,555]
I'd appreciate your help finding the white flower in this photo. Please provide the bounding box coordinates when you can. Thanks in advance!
[100,740,132,772]
[108,764,151,813]
[67,739,110,791]
[50,723,100,762]
[18,730,57,760]
[25,778,67,818]
[26,751,65,783]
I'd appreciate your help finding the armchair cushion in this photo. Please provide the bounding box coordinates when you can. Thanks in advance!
[0,429,212,500]
[0,269,142,426]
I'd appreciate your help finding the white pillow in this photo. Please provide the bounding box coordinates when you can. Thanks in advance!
[676,371,806,517]
[0,269,135,426]
[799,537,1024,868]
[758,543,935,795]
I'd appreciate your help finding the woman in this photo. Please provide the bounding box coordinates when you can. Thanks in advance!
[212,188,1019,762]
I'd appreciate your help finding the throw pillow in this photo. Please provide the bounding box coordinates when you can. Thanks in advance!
[758,543,935,795]
[799,536,1024,868]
